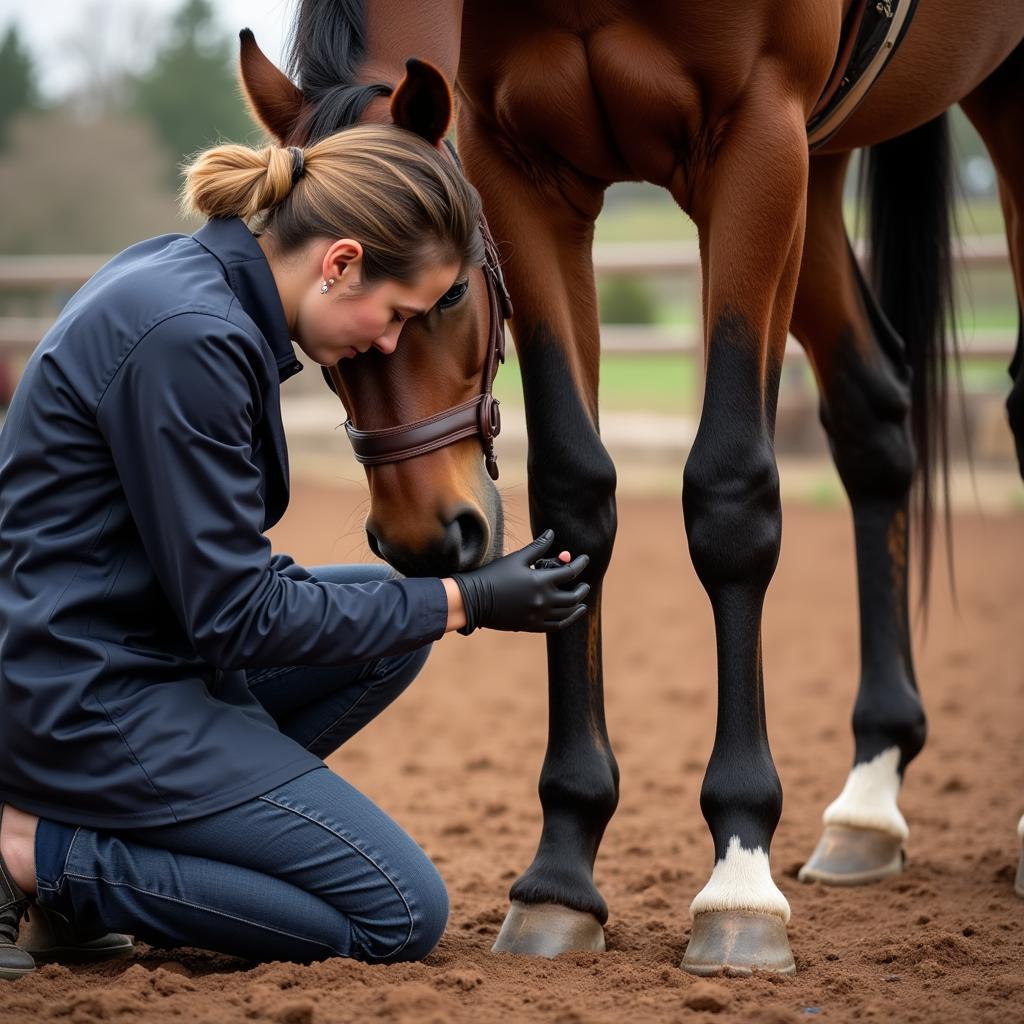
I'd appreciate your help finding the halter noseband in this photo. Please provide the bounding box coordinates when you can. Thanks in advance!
[327,210,512,481]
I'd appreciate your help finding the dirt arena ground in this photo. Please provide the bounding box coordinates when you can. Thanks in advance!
[4,480,1023,1023]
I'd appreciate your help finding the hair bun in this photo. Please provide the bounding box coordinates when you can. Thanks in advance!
[181,125,484,289]
[181,144,296,220]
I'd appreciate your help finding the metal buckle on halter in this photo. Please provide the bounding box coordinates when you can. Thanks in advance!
[478,393,502,480]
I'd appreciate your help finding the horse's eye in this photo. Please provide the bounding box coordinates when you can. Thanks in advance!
[438,280,469,310]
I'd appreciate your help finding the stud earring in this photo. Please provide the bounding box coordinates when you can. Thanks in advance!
[320,278,335,295]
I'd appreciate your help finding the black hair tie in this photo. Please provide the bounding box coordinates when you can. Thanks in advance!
[288,146,305,184]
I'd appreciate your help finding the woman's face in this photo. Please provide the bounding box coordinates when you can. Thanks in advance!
[294,239,460,367]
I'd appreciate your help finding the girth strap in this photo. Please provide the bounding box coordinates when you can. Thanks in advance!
[807,0,918,151]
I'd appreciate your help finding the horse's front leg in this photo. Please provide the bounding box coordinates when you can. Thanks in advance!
[460,124,619,955]
[679,78,814,976]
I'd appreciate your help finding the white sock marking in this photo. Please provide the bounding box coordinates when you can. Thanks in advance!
[689,835,791,924]
[822,746,908,841]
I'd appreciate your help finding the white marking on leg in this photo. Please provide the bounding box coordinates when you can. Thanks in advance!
[1017,814,1024,841]
[822,746,908,841]
[689,835,791,924]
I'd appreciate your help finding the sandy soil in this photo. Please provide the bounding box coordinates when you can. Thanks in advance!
[4,482,1023,1024]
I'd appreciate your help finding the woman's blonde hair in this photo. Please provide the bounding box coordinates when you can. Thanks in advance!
[181,125,484,283]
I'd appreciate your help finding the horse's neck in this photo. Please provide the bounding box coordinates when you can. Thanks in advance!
[359,3,462,90]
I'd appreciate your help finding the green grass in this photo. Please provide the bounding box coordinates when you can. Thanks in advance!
[494,353,698,415]
[492,347,1011,418]
[807,477,844,508]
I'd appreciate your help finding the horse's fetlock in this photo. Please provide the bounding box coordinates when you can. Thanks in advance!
[538,755,619,825]
[700,752,784,846]
[853,684,927,768]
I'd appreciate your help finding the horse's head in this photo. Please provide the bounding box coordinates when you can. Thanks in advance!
[239,32,510,578]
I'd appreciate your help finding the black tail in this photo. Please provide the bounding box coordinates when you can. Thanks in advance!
[859,113,961,608]
[285,0,392,142]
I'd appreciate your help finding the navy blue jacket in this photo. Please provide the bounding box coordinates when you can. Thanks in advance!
[0,217,448,829]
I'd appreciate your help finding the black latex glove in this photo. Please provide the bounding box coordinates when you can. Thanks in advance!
[451,530,590,635]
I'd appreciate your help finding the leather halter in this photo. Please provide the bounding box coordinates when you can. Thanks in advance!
[329,216,512,480]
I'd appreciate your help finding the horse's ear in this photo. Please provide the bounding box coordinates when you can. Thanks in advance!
[239,29,306,144]
[389,58,453,146]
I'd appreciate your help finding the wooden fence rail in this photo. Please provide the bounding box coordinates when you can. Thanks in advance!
[0,237,1015,365]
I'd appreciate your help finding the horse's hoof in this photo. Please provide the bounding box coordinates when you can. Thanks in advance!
[798,824,905,885]
[491,900,606,957]
[681,910,795,977]
[1016,850,1023,899]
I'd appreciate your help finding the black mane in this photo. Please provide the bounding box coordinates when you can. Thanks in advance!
[286,0,392,143]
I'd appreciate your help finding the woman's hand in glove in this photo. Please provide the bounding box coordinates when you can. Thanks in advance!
[447,530,590,634]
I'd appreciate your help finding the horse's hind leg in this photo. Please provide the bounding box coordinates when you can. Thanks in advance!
[960,41,1024,896]
[790,151,926,886]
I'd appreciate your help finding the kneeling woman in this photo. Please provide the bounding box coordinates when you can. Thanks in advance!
[0,126,589,978]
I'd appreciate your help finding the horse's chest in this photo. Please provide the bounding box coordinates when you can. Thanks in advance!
[480,25,707,187]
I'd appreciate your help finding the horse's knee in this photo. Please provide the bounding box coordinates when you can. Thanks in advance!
[518,324,617,572]
[683,315,782,594]
[537,746,620,830]
[528,423,616,571]
[683,408,781,596]
[684,438,781,593]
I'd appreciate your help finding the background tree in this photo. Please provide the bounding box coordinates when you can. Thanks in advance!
[132,0,259,178]
[0,23,40,149]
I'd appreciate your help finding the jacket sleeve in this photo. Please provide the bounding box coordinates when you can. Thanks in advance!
[269,552,314,581]
[95,312,448,669]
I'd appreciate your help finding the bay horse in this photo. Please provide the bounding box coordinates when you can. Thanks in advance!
[238,0,1024,974]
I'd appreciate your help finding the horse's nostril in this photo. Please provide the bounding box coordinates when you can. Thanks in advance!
[447,511,488,572]
[363,512,489,577]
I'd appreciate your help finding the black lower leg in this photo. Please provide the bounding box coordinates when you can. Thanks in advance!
[684,312,784,862]
[508,325,619,921]
[821,262,927,778]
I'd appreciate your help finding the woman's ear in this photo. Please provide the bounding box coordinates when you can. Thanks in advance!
[239,29,306,144]
[323,239,365,289]
[389,58,453,146]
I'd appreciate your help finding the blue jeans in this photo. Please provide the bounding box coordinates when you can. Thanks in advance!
[32,564,447,964]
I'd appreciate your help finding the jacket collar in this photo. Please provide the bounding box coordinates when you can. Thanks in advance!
[193,217,304,383]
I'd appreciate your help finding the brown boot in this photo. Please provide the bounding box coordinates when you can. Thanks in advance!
[0,804,35,981]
